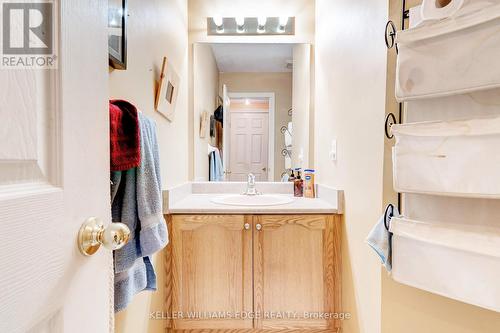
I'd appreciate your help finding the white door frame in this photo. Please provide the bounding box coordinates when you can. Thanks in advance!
[226,92,275,181]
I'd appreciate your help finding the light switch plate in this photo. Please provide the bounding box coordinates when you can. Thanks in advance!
[329,139,337,161]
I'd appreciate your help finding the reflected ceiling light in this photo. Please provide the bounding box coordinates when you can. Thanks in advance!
[257,16,267,33]
[278,16,289,33]
[245,99,250,105]
[213,16,224,33]
[235,16,245,33]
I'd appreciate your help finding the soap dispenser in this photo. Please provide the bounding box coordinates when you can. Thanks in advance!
[294,168,304,197]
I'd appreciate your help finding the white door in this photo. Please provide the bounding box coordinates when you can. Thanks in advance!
[0,1,111,333]
[229,112,269,181]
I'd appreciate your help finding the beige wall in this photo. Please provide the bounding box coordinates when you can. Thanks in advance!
[380,0,500,331]
[193,44,219,181]
[219,72,292,180]
[108,0,188,332]
[315,0,388,333]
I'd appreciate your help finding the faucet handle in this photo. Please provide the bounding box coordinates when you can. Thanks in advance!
[248,173,255,183]
[243,173,259,196]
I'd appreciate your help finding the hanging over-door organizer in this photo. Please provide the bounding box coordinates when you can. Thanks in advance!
[396,0,500,101]
[388,0,500,313]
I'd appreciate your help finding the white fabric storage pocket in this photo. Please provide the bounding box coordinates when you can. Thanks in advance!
[392,116,500,198]
[390,217,500,312]
[404,193,500,228]
[395,2,500,101]
[405,89,500,123]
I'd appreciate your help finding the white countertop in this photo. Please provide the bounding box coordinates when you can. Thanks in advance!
[163,182,344,215]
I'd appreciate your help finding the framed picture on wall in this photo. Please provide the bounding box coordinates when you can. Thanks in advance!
[155,56,180,121]
[108,0,127,70]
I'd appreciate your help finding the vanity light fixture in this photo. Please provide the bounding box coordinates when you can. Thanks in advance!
[213,16,224,33]
[278,16,289,33]
[257,16,267,33]
[207,17,295,35]
[235,16,245,33]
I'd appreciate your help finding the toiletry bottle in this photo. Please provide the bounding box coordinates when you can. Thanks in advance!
[289,169,296,182]
[304,169,315,198]
[294,168,304,197]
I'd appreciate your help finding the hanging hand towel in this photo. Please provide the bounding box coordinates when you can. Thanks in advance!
[112,112,168,312]
[366,205,399,272]
[209,147,224,181]
[109,100,141,171]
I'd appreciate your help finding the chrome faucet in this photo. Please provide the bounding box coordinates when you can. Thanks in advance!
[243,173,259,196]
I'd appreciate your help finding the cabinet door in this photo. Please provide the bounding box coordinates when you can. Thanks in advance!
[167,215,253,330]
[253,215,341,331]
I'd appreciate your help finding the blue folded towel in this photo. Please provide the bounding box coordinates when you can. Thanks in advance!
[366,205,399,272]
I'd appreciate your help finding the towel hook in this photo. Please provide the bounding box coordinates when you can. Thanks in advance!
[280,125,292,136]
[385,112,398,139]
[281,148,292,158]
[385,20,397,50]
[384,204,395,232]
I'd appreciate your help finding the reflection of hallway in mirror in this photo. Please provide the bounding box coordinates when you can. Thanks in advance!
[228,98,270,181]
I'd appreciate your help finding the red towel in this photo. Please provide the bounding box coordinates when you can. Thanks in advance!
[109,100,141,171]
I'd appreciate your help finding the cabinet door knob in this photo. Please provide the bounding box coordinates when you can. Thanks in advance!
[78,217,131,256]
[256,223,262,231]
[244,223,250,230]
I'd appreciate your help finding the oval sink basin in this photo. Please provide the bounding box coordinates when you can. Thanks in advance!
[211,194,295,207]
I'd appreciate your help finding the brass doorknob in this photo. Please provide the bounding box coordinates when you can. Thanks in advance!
[78,217,131,256]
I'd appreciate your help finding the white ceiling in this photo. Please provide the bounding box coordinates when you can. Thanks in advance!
[210,43,293,73]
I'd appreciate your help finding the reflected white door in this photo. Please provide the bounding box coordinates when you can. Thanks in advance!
[0,1,110,333]
[229,112,269,181]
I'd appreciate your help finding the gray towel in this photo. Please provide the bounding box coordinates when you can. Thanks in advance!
[111,112,168,312]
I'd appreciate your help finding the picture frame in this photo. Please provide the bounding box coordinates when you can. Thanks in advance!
[108,0,127,70]
[155,56,180,121]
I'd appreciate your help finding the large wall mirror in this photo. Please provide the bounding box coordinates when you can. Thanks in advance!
[193,43,312,182]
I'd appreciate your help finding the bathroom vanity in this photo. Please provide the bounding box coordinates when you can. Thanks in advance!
[163,182,344,332]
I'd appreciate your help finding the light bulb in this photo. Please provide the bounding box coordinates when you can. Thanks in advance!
[235,16,245,26]
[279,16,289,26]
[213,16,224,33]
[278,16,289,33]
[257,16,267,33]
[236,16,245,33]
[245,99,250,106]
[213,16,223,27]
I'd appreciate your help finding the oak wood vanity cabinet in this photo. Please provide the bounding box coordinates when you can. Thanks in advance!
[165,214,342,333]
